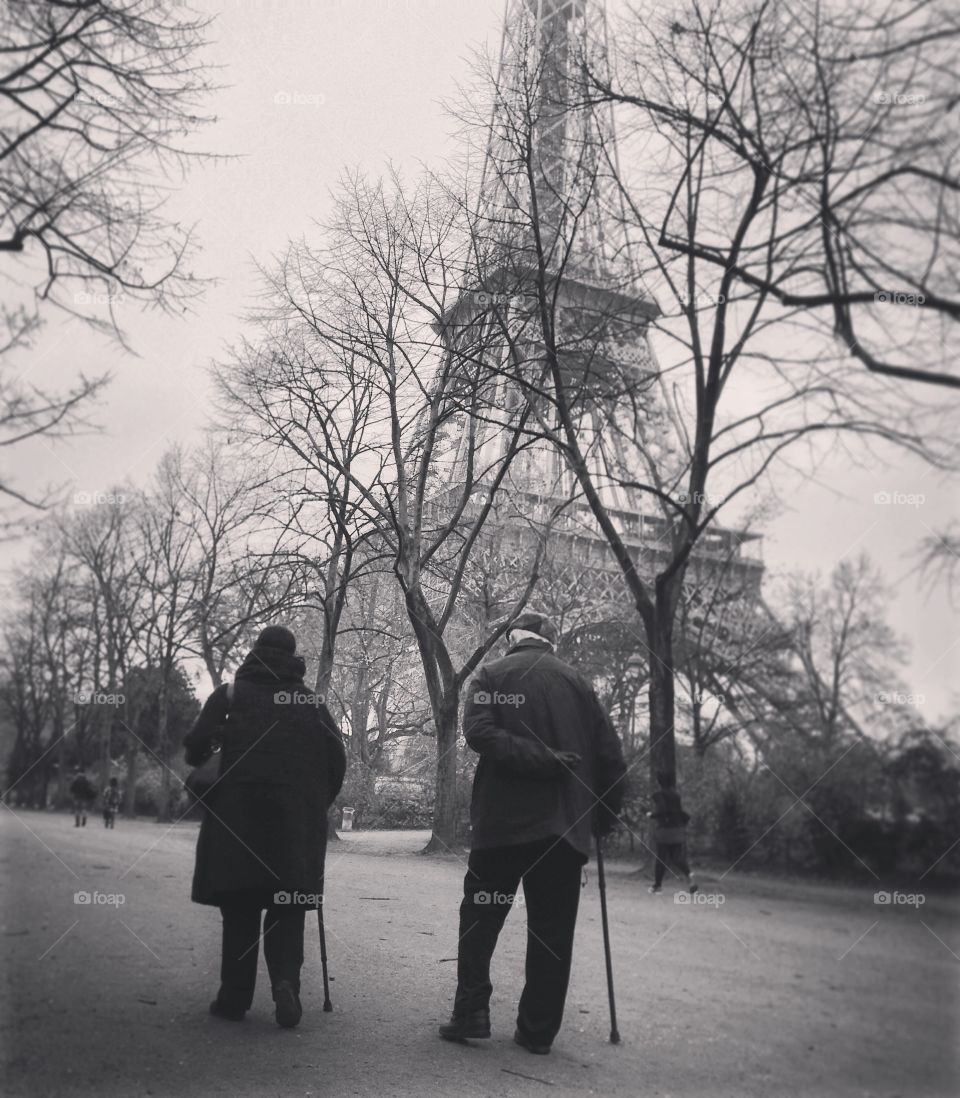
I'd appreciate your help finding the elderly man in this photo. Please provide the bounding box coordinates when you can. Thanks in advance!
[439,610,627,1055]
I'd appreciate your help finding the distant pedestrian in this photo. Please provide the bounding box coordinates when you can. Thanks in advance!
[647,773,697,895]
[184,625,346,1029]
[439,611,627,1055]
[102,778,121,828]
[69,769,96,827]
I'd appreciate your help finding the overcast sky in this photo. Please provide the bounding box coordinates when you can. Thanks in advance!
[5,0,957,721]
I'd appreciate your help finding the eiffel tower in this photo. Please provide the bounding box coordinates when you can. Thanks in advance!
[428,0,764,638]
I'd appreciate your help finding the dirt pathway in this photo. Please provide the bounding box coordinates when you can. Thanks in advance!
[1,811,956,1097]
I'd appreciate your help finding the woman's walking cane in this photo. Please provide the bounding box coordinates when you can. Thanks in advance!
[595,835,620,1044]
[318,875,332,1011]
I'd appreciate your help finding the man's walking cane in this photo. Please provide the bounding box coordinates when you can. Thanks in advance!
[318,873,332,1012]
[595,835,621,1044]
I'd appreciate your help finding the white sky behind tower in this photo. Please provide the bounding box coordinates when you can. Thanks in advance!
[4,0,956,720]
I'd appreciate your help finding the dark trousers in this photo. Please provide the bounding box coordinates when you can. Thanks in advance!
[454,837,584,1047]
[217,894,306,1011]
[654,842,691,887]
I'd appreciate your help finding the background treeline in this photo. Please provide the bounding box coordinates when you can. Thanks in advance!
[2,0,958,880]
[3,463,956,880]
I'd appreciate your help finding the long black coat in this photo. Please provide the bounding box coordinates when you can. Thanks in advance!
[183,651,346,908]
[463,638,627,861]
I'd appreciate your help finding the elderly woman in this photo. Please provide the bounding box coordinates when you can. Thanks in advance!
[184,625,346,1028]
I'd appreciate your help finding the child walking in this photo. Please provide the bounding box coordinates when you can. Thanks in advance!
[648,773,697,895]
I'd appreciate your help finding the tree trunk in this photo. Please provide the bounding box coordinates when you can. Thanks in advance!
[425,693,460,853]
[122,696,144,817]
[155,676,171,822]
[647,601,678,787]
[314,638,335,698]
[56,718,68,807]
[124,739,138,817]
[349,663,369,759]
[98,707,112,793]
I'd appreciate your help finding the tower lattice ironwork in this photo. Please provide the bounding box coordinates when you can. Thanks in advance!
[429,0,764,632]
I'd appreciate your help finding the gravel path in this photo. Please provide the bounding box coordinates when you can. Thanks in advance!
[1,811,956,1097]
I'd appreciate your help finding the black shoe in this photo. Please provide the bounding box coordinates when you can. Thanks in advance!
[274,980,302,1029]
[514,1028,551,1055]
[209,999,246,1022]
[438,1008,491,1042]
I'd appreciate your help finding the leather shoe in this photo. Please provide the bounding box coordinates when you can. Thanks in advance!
[514,1028,551,1055]
[438,1008,491,1042]
[209,999,245,1021]
[273,980,303,1028]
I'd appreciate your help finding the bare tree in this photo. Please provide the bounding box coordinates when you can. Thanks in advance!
[0,0,217,517]
[457,0,954,792]
[166,439,299,687]
[218,170,554,850]
[780,555,910,744]
[57,491,143,791]
[593,0,960,389]
[1,0,215,332]
[914,522,960,606]
[0,367,108,518]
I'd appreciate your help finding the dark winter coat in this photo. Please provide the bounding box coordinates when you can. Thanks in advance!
[183,646,347,908]
[463,638,627,861]
[69,775,96,803]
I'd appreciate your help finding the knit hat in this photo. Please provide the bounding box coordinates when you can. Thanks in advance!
[508,610,557,645]
[255,625,297,654]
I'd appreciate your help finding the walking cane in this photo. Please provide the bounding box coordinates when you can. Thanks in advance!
[318,875,332,1012]
[595,835,620,1044]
